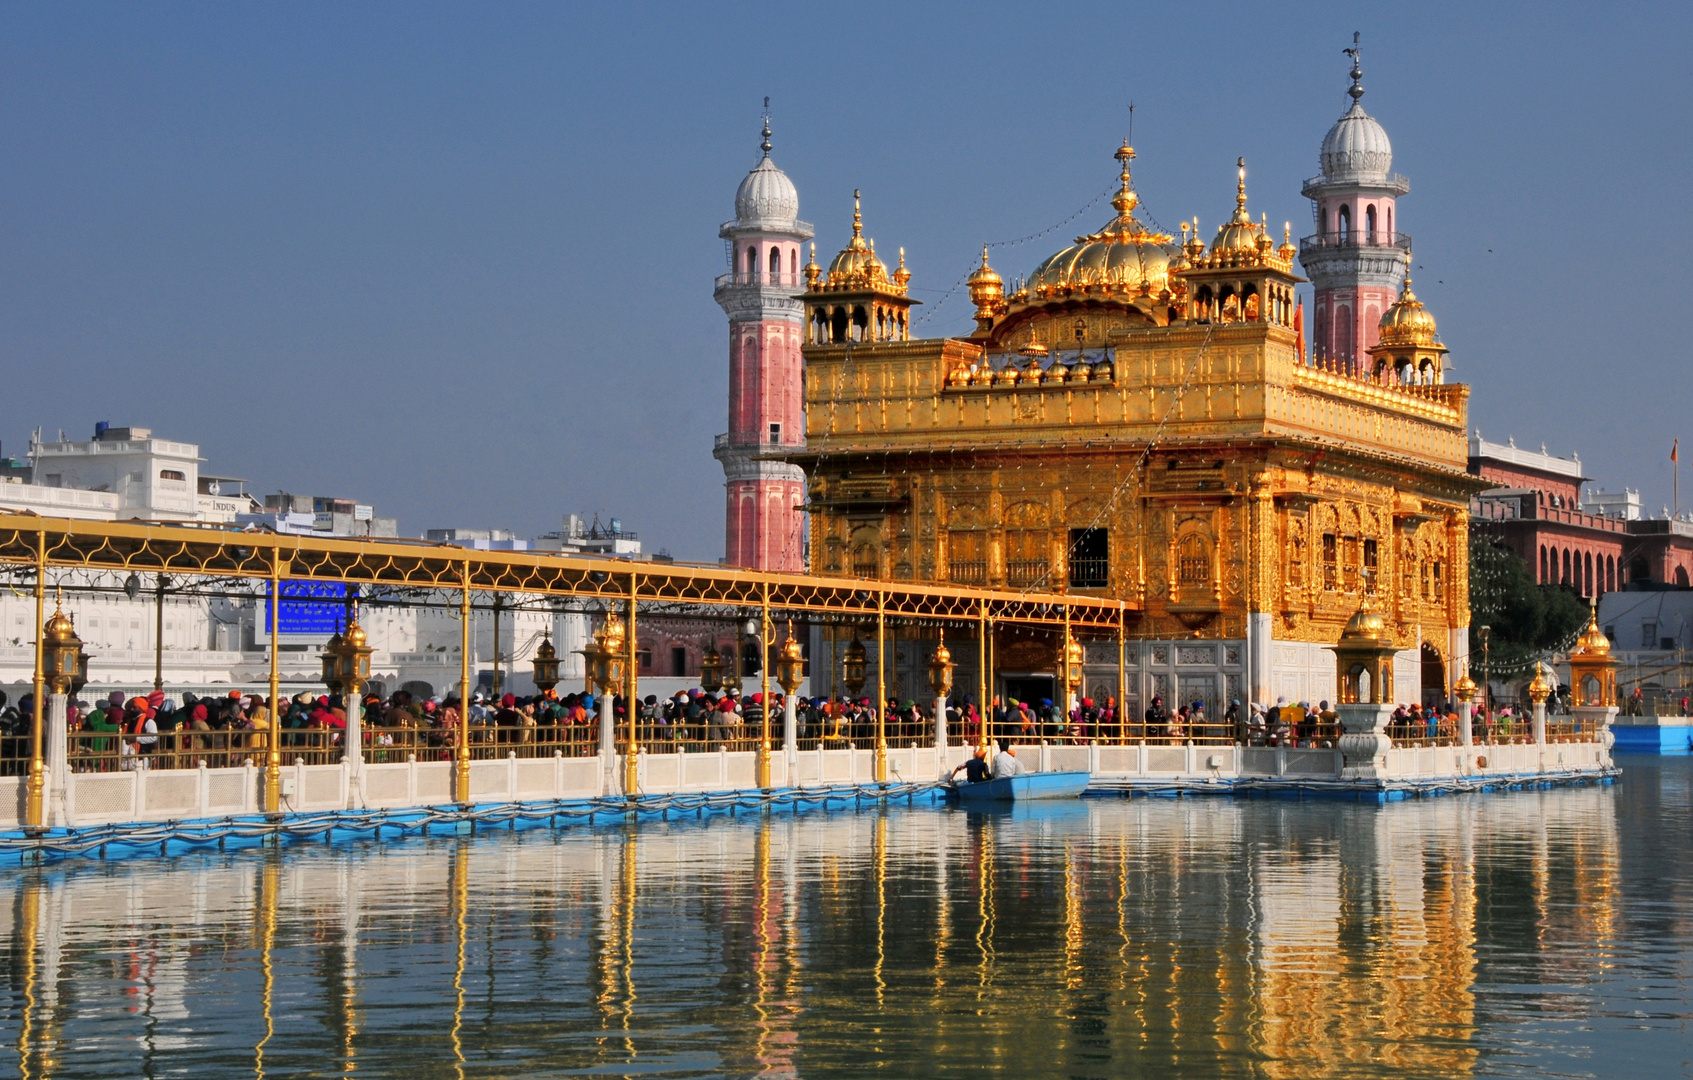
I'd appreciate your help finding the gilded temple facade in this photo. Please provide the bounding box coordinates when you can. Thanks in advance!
[784,74,1482,713]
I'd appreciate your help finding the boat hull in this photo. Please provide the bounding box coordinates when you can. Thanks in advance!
[947,770,1090,803]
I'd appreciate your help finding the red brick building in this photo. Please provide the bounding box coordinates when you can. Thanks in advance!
[1469,435,1693,594]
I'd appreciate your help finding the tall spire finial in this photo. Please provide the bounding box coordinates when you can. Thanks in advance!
[1343,32,1364,103]
[1111,138,1139,221]
[760,96,772,155]
[852,189,862,239]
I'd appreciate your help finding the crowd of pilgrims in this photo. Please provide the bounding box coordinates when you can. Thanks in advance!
[0,683,1533,773]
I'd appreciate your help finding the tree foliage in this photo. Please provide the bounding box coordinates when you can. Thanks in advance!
[1468,539,1589,676]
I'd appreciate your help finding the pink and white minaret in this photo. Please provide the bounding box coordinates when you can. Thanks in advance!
[713,108,812,571]
[1299,35,1410,374]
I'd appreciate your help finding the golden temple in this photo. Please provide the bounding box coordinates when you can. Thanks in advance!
[786,134,1484,708]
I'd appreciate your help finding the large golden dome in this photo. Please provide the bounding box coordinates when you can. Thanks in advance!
[1026,142,1174,297]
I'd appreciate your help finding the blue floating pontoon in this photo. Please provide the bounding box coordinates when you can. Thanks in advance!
[946,770,1090,803]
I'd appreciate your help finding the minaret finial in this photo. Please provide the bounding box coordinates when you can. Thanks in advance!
[1344,32,1364,103]
[852,189,862,239]
[760,96,772,155]
[1236,157,1247,211]
[1111,138,1139,221]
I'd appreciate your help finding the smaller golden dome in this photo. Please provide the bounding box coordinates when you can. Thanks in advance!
[1527,664,1552,704]
[1573,612,1612,657]
[779,633,803,663]
[1377,274,1439,346]
[344,620,368,649]
[1340,600,1389,641]
[535,632,557,661]
[1209,159,1266,256]
[803,242,821,287]
[44,604,76,645]
[966,246,1003,302]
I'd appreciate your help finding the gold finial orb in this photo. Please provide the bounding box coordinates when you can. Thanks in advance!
[1453,670,1477,703]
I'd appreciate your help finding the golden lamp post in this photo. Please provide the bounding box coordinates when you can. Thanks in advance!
[531,629,561,693]
[29,597,87,829]
[776,621,805,762]
[622,586,639,798]
[699,641,724,694]
[841,636,867,699]
[927,631,954,756]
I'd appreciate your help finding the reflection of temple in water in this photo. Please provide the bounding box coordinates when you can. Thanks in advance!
[0,790,1628,1076]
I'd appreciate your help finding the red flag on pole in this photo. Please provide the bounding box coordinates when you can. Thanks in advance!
[1293,301,1306,365]
[1674,439,1680,464]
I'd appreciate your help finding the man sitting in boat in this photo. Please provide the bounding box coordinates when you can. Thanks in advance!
[950,746,992,784]
[991,738,1027,778]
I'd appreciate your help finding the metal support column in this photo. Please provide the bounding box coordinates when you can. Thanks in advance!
[266,551,282,814]
[624,574,640,796]
[874,590,888,783]
[25,529,46,830]
[758,582,773,790]
[455,562,472,805]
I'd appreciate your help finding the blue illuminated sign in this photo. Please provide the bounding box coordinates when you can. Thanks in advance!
[264,580,350,635]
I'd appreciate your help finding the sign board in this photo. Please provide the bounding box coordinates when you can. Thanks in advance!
[354,504,374,521]
[313,512,335,531]
[265,580,349,634]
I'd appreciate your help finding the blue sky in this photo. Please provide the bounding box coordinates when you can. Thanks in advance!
[2,2,1688,560]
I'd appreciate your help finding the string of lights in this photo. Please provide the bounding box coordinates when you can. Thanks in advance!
[913,181,1117,329]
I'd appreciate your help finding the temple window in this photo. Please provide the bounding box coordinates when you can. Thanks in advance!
[745,246,758,278]
[949,531,986,584]
[1322,533,1338,589]
[790,249,798,279]
[851,544,879,579]
[1338,205,1351,241]
[1177,534,1211,588]
[1006,530,1049,587]
[1069,528,1109,589]
[1366,204,1377,242]
[769,247,781,280]
[1362,538,1378,593]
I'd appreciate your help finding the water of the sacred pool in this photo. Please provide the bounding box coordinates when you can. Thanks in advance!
[1,759,1688,1079]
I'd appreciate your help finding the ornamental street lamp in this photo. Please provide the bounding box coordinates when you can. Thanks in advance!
[320,616,374,698]
[928,631,954,755]
[43,601,86,697]
[699,641,724,693]
[776,625,806,694]
[927,633,955,699]
[531,629,560,693]
[842,636,867,698]
[776,621,805,761]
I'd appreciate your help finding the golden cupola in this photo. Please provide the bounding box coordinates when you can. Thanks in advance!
[1377,266,1439,346]
[803,190,918,345]
[966,246,1006,331]
[1200,159,1286,269]
[1024,141,1175,299]
[818,191,905,296]
[1366,252,1448,383]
